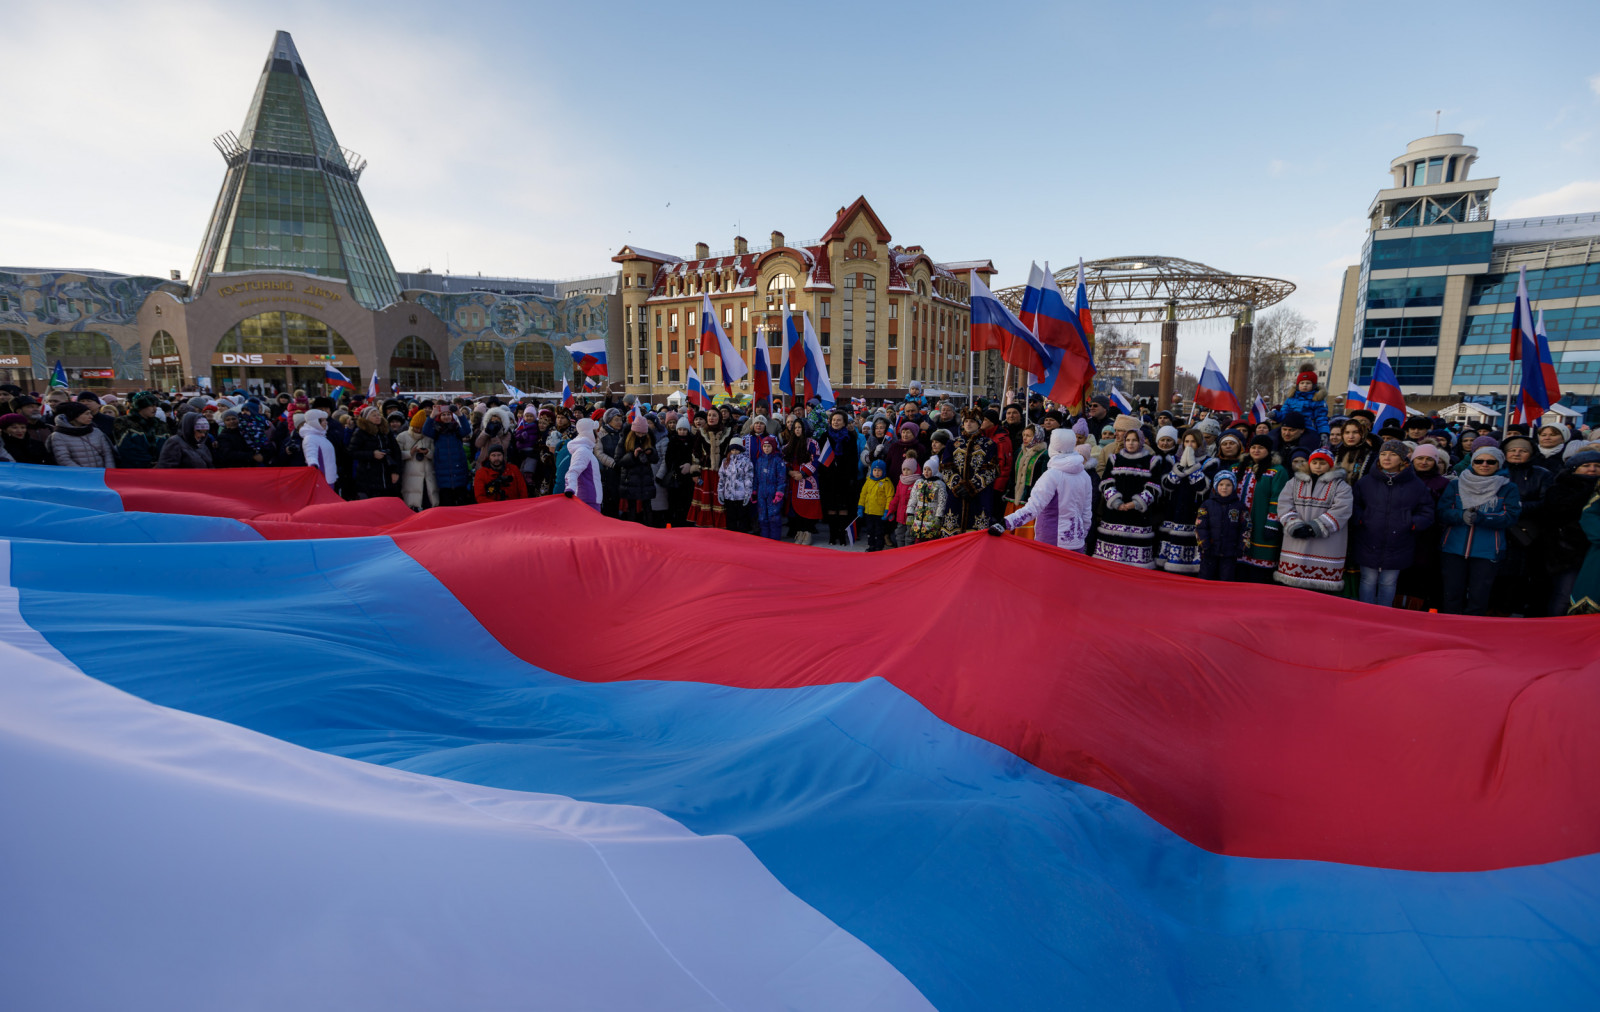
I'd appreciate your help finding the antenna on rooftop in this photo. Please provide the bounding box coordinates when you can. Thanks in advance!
[1435,109,1441,133]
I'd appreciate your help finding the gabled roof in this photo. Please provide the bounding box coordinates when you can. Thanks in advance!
[612,246,684,265]
[820,196,893,244]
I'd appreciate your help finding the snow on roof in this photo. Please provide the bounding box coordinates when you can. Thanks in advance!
[615,246,684,264]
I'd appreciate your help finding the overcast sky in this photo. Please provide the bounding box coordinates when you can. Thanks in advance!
[5,0,1598,370]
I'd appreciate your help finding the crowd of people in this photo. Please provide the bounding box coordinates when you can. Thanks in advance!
[3,369,1599,616]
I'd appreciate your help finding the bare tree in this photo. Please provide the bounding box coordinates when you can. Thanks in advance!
[1247,307,1317,404]
[1094,325,1145,389]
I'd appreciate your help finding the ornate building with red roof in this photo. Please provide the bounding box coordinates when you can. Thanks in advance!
[613,197,995,401]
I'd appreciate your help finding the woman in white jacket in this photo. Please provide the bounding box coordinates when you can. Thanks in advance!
[301,409,339,488]
[563,417,604,511]
[989,430,1094,552]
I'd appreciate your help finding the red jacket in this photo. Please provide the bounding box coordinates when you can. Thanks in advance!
[890,478,916,523]
[473,462,529,503]
[985,426,1013,492]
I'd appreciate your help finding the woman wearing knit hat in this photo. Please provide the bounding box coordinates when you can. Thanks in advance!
[1437,446,1523,615]
[1350,440,1435,608]
[1092,427,1161,568]
[1489,434,1557,613]
[396,410,437,510]
[47,401,116,468]
[1535,422,1571,471]
[1238,435,1289,581]
[615,414,658,525]
[1274,448,1353,593]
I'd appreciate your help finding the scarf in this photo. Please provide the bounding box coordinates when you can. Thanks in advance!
[1456,469,1509,511]
[823,423,852,463]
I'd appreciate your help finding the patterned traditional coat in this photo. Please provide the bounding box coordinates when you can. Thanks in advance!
[1275,468,1354,591]
[907,476,950,540]
[1239,462,1289,571]
[1093,448,1161,568]
[941,433,998,536]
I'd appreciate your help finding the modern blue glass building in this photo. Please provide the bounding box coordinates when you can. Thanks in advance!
[1331,134,1600,422]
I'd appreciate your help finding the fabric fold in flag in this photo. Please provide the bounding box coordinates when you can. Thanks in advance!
[699,294,747,392]
[324,364,355,392]
[685,368,714,410]
[568,339,608,378]
[1365,341,1407,428]
[971,271,1049,378]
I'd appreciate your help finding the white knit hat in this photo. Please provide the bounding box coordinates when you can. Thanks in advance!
[1048,428,1076,456]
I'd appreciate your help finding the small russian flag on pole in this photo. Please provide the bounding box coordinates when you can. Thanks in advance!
[1110,386,1136,414]
[817,438,835,468]
[1365,342,1408,428]
[686,368,715,410]
[324,364,356,392]
[560,377,575,409]
[1249,395,1269,426]
[1193,352,1242,416]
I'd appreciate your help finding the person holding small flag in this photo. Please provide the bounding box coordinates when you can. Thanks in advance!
[783,417,822,544]
[816,410,861,544]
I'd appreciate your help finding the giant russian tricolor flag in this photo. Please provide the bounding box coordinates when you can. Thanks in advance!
[568,339,608,379]
[2,463,1599,1009]
[1366,341,1408,428]
[1194,351,1243,416]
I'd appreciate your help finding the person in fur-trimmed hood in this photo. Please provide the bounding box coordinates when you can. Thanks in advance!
[1281,368,1329,438]
[562,417,604,511]
[1274,447,1353,592]
[989,429,1093,552]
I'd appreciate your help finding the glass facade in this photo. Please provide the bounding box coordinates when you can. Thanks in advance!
[1461,307,1600,345]
[1356,355,1436,385]
[1469,264,1600,305]
[390,336,441,391]
[148,331,182,390]
[1361,316,1441,348]
[214,311,351,357]
[513,341,555,391]
[192,32,400,310]
[1368,231,1492,268]
[1365,276,1445,309]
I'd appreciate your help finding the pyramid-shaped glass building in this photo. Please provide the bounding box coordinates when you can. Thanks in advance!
[191,31,400,310]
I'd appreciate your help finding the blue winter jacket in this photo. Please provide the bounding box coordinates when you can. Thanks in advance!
[1281,389,1329,437]
[1438,474,1522,562]
[1351,465,1435,570]
[422,414,470,490]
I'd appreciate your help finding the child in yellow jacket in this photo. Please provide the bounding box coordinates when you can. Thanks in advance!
[856,458,895,551]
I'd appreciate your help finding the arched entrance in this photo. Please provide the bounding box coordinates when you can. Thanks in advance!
[211,311,356,396]
[390,336,441,392]
[461,340,506,393]
[0,331,30,389]
[44,332,116,390]
[148,331,183,391]
[513,340,555,391]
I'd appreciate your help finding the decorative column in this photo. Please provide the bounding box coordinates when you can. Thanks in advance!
[1157,301,1178,411]
[1230,306,1255,400]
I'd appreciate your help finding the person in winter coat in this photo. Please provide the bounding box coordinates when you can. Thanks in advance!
[663,417,696,527]
[1534,422,1571,472]
[595,408,629,517]
[298,409,337,486]
[422,407,471,506]
[816,410,862,543]
[1566,467,1600,615]
[1155,437,1210,575]
[1006,424,1049,515]
[688,411,733,529]
[1274,448,1354,592]
[397,412,437,510]
[783,418,822,544]
[1538,450,1600,614]
[2,412,49,464]
[563,417,603,511]
[887,457,919,546]
[717,440,755,532]
[941,409,999,538]
[1280,369,1330,439]
[511,407,549,495]
[472,446,528,503]
[752,434,788,540]
[347,407,400,499]
[112,395,173,467]
[991,429,1094,552]
[860,415,892,469]
[212,410,258,468]
[1490,434,1556,614]
[1438,446,1523,615]
[1238,436,1288,581]
[48,402,116,467]
[615,416,658,524]
[856,458,894,551]
[1195,471,1248,581]
[1350,440,1436,607]
[156,412,214,469]
[906,459,949,542]
[1094,422,1161,569]
[885,420,929,484]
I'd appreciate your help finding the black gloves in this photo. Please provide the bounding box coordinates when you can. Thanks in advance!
[563,489,574,499]
[987,523,1006,536]
[1291,523,1317,540]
